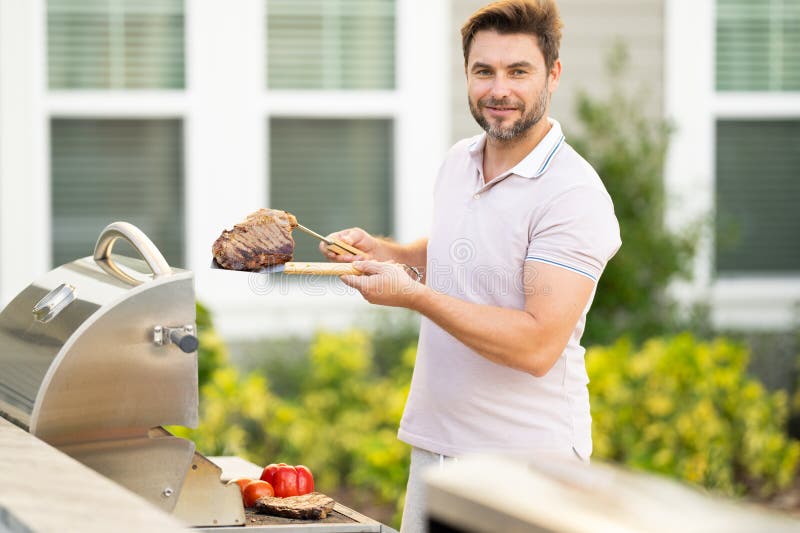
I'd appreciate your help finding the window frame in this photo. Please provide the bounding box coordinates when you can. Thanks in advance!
[0,0,449,338]
[665,0,800,330]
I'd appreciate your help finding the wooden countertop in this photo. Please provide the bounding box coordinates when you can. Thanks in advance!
[0,418,185,533]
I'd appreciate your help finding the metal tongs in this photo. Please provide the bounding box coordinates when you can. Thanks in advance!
[294,224,366,257]
[294,224,423,281]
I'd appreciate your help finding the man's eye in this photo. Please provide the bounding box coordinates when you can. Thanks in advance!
[512,69,527,76]
[476,69,491,76]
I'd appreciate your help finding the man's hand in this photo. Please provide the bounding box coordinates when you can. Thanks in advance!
[319,228,429,268]
[339,260,428,308]
[319,227,381,262]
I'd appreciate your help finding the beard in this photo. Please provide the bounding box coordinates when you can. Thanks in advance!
[469,81,549,142]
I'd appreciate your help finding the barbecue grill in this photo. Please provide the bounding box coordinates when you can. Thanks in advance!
[0,221,244,527]
[0,222,394,531]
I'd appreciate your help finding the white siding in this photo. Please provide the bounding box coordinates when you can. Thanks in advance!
[450,0,665,143]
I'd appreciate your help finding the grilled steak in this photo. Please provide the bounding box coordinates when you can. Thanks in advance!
[254,492,335,520]
[212,208,298,270]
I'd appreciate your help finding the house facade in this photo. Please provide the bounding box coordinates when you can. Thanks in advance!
[0,0,797,338]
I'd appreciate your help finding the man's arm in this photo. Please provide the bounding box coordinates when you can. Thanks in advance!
[340,261,595,376]
[376,237,428,267]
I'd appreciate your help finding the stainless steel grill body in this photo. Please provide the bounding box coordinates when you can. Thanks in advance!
[0,222,244,527]
[0,255,198,440]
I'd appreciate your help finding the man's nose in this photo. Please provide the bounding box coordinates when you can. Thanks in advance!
[490,75,512,98]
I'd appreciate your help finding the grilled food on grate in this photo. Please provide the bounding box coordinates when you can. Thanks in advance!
[254,492,336,520]
[212,208,298,270]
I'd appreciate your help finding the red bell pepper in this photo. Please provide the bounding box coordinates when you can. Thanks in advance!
[272,465,299,497]
[296,465,314,495]
[260,463,281,485]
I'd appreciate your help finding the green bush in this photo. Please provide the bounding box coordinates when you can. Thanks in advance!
[170,304,276,459]
[264,330,414,515]
[195,302,229,388]
[587,332,800,497]
[570,43,703,345]
[180,306,800,526]
[173,313,417,528]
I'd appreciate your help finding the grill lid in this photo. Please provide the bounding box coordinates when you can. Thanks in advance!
[0,222,198,440]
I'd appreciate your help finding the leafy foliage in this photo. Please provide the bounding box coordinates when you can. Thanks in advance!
[587,332,800,497]
[170,303,274,459]
[195,302,229,387]
[173,307,417,527]
[178,305,800,526]
[570,43,702,345]
[263,330,414,513]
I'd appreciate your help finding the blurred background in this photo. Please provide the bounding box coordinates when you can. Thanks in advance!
[1,0,799,528]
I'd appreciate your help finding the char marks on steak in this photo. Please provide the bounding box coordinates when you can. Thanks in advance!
[212,208,298,270]
[254,492,336,520]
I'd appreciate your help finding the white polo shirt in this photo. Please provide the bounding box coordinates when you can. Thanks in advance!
[398,118,621,459]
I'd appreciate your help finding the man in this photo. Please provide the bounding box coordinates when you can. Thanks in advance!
[321,1,621,530]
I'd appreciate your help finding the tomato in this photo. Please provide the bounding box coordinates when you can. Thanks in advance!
[226,477,252,493]
[296,465,314,495]
[242,480,274,507]
[272,465,299,497]
[260,463,280,485]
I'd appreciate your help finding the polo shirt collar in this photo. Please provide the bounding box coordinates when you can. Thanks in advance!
[467,118,566,180]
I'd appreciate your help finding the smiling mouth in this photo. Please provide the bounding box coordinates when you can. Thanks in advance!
[485,106,518,114]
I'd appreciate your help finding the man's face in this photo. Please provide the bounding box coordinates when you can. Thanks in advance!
[466,30,560,142]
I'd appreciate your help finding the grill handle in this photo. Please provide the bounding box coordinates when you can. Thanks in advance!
[94,222,172,286]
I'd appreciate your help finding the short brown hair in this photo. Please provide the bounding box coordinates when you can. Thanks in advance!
[461,0,563,70]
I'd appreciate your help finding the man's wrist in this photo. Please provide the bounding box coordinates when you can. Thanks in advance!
[370,237,426,266]
[373,238,399,262]
[372,238,391,261]
[407,283,433,313]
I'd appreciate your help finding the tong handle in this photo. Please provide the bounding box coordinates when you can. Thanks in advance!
[294,223,367,257]
[284,262,361,276]
[327,239,366,257]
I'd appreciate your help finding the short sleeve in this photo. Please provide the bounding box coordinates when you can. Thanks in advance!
[526,185,622,282]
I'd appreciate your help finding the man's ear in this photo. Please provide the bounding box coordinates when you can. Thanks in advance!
[549,59,562,92]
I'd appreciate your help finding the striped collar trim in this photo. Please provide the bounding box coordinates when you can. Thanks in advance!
[532,134,565,177]
[467,118,566,179]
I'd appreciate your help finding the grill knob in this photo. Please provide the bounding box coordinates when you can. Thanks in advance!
[169,328,199,353]
[153,325,198,353]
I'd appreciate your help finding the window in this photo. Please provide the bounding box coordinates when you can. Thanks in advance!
[713,0,800,277]
[265,0,397,258]
[50,119,184,266]
[716,0,800,91]
[44,0,398,269]
[270,119,393,260]
[715,120,800,274]
[46,0,185,267]
[267,0,395,90]
[48,0,185,89]
[666,0,800,327]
